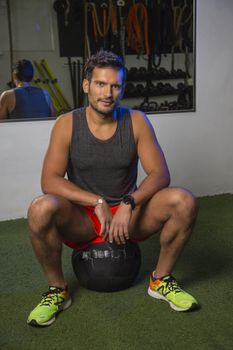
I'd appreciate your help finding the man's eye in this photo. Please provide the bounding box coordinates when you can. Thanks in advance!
[112,85,120,89]
[97,82,104,87]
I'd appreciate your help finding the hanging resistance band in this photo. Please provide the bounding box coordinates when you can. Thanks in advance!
[126,2,149,57]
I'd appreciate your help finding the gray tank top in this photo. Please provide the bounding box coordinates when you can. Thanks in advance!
[67,107,138,205]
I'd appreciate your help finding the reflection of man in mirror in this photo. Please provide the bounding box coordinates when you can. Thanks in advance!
[0,59,56,120]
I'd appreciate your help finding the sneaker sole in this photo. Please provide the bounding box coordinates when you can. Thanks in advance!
[27,298,72,327]
[148,288,196,312]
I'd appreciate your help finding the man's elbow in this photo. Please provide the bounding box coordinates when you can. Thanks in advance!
[151,168,170,188]
[165,173,171,187]
[41,182,49,194]
[162,168,171,188]
[41,176,52,194]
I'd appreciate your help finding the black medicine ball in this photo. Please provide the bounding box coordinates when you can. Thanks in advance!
[72,240,141,292]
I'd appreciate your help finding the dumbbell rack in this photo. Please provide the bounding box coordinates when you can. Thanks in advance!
[122,66,193,113]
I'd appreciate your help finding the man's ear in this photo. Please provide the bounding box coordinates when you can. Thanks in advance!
[82,79,90,94]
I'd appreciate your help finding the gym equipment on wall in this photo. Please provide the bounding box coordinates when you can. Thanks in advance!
[33,61,64,114]
[41,59,71,111]
[53,0,193,58]
[54,0,85,57]
[53,0,195,113]
[32,74,63,115]
[33,60,71,115]
[66,58,84,109]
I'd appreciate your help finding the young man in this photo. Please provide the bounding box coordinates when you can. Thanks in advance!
[27,49,198,327]
[0,59,55,120]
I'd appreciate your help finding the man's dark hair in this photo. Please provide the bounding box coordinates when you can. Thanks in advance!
[12,59,34,82]
[84,49,126,83]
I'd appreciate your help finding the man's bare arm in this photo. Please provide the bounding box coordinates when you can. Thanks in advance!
[0,91,11,119]
[41,114,101,206]
[131,110,170,206]
[107,110,170,244]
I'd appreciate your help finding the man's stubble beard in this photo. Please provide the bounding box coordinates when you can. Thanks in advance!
[89,99,119,116]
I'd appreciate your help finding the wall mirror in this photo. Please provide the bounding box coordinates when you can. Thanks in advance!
[0,0,195,122]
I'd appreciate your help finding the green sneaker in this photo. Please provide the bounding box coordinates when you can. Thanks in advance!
[148,274,198,311]
[27,286,72,327]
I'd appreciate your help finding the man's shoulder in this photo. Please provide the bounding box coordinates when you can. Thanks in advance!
[55,111,73,124]
[130,108,148,124]
[50,112,73,143]
[0,89,14,100]
[118,106,146,120]
[55,107,85,124]
[0,89,15,109]
[0,89,16,118]
[129,108,154,138]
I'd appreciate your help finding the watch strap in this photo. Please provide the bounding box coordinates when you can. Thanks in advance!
[122,194,136,210]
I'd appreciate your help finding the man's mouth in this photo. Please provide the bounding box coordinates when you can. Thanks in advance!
[99,100,113,106]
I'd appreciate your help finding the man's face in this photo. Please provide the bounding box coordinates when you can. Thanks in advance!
[83,67,125,116]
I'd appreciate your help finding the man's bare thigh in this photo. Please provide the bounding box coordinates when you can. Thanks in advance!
[128,188,178,240]
[51,196,96,244]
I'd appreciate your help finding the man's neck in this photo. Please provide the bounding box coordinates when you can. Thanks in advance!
[86,106,117,126]
[16,81,30,88]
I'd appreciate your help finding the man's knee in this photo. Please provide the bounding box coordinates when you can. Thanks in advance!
[170,188,198,221]
[27,194,60,231]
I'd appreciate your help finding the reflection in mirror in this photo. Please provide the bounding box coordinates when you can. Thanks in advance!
[0,59,56,120]
[0,0,195,122]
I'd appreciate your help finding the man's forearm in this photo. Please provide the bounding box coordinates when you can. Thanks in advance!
[41,175,100,206]
[131,170,170,206]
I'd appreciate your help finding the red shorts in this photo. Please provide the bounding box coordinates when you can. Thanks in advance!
[63,205,119,251]
[63,205,145,251]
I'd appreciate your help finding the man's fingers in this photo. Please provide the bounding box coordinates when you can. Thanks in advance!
[110,224,121,245]
[123,226,130,240]
[113,226,123,245]
[114,232,121,245]
[103,222,110,240]
[109,221,129,245]
[99,220,106,235]
[108,226,114,243]
[118,228,126,244]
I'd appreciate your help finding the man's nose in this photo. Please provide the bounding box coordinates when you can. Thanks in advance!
[104,85,113,97]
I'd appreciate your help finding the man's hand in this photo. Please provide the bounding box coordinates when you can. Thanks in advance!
[107,203,132,245]
[94,200,113,237]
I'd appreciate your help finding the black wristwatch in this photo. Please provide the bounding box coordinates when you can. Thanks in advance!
[122,194,136,210]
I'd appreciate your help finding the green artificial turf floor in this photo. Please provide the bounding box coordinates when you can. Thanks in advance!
[0,194,232,350]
